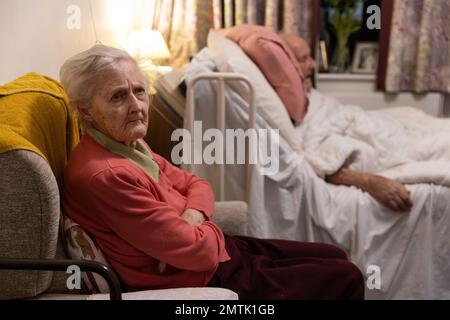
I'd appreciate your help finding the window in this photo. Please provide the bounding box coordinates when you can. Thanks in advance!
[318,0,380,74]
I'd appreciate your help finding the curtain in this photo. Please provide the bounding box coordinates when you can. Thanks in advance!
[150,0,214,67]
[213,0,314,45]
[150,0,316,66]
[381,0,450,93]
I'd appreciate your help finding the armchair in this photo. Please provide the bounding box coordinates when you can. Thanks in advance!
[0,73,247,300]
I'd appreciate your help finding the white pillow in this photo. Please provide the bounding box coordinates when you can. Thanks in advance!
[207,31,303,154]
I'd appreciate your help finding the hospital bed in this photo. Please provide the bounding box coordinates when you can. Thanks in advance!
[152,31,450,300]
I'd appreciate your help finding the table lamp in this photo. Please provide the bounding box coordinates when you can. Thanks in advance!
[125,29,173,79]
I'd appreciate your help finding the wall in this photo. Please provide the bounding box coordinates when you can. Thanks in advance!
[317,74,446,117]
[0,0,153,85]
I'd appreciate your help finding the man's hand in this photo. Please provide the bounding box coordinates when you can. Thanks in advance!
[181,208,206,226]
[326,168,413,212]
[364,174,412,212]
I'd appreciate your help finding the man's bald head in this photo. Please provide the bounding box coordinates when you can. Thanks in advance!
[280,34,310,54]
[280,34,316,92]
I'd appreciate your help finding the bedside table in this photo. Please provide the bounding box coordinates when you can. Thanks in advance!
[144,93,183,165]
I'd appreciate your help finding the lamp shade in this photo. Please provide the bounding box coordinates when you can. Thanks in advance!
[125,29,171,60]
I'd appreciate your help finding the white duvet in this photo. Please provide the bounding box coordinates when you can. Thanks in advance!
[185,49,450,300]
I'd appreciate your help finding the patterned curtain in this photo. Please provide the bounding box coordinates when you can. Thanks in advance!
[213,0,314,45]
[150,0,214,67]
[150,0,315,66]
[384,0,450,93]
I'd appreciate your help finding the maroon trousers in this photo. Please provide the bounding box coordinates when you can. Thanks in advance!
[208,235,364,300]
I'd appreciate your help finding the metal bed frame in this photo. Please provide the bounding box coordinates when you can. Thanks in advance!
[185,72,256,202]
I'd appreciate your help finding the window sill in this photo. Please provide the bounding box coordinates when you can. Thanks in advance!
[317,73,376,81]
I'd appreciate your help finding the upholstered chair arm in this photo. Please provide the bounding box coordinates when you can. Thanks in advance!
[212,201,248,235]
[0,258,122,300]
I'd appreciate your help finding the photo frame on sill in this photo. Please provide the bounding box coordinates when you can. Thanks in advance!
[351,42,379,74]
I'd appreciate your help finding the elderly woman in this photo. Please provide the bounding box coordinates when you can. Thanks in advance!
[60,44,364,299]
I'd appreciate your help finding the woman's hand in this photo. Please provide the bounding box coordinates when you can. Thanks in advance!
[364,174,413,212]
[181,208,206,226]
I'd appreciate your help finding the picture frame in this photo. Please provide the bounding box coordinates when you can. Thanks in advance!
[351,42,379,74]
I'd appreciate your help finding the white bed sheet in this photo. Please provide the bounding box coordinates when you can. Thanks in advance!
[185,48,450,300]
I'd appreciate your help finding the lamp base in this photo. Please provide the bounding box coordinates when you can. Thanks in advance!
[139,60,173,82]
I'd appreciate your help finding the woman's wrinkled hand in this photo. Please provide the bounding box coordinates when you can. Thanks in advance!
[365,174,413,212]
[181,208,206,226]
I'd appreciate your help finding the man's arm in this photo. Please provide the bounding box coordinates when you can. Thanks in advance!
[325,168,413,212]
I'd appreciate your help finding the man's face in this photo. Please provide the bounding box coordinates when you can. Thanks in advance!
[284,36,316,92]
[82,60,150,144]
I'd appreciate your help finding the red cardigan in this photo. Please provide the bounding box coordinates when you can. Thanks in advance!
[63,134,230,291]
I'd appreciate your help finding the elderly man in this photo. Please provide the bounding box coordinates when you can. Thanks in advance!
[280,34,413,212]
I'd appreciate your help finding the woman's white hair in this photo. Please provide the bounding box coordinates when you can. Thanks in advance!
[59,44,149,127]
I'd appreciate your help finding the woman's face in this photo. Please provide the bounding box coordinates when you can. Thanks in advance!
[82,60,150,144]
